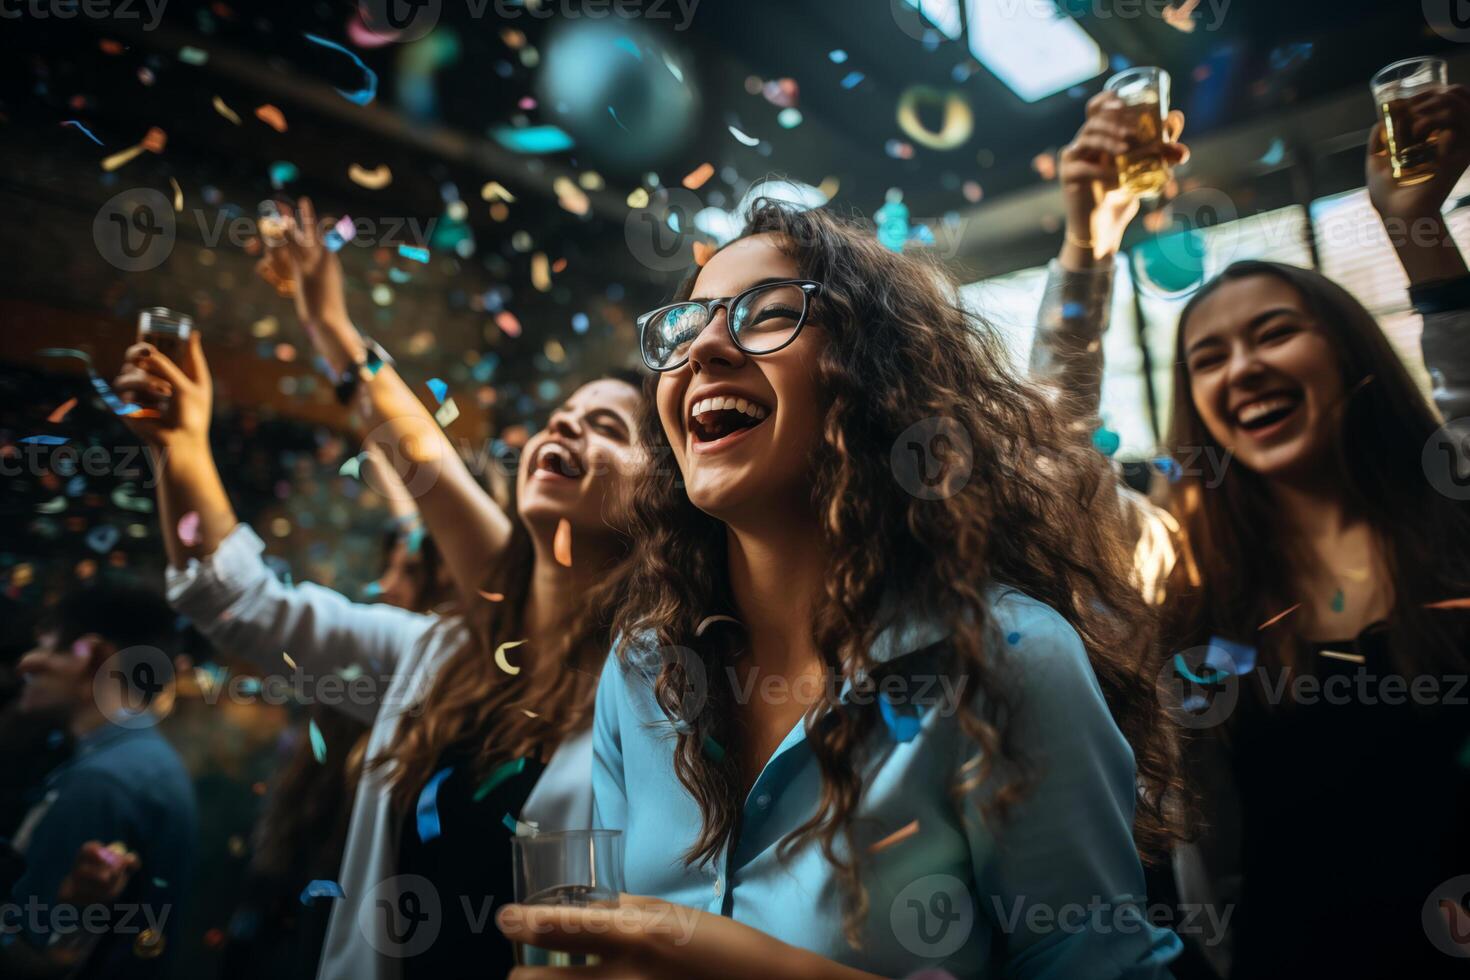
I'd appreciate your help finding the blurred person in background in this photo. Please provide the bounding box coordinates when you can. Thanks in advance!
[111,198,648,979]
[1031,84,1470,978]
[0,582,196,979]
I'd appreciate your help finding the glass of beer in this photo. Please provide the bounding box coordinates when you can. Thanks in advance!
[1372,57,1449,187]
[511,829,623,967]
[1105,66,1173,198]
[137,307,192,363]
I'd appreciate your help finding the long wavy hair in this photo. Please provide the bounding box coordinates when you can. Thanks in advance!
[376,371,644,814]
[614,201,1182,944]
[1162,260,1470,675]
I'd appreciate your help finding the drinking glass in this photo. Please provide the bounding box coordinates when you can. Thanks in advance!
[511,829,624,967]
[1372,57,1449,187]
[1104,66,1173,198]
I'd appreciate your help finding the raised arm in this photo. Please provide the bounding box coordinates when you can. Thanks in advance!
[259,198,513,606]
[113,334,439,716]
[1032,94,1189,440]
[1367,83,1470,421]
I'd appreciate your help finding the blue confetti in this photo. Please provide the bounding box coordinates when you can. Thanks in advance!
[1061,301,1086,320]
[61,120,103,145]
[298,880,345,905]
[491,124,575,154]
[829,49,848,63]
[426,378,448,404]
[1258,138,1286,167]
[85,525,120,553]
[572,312,590,334]
[608,106,631,133]
[878,695,922,743]
[363,580,383,598]
[415,767,454,843]
[308,718,327,763]
[397,244,430,264]
[20,435,69,445]
[1173,652,1228,686]
[303,33,378,105]
[1203,636,1256,676]
[1152,456,1183,483]
[1091,426,1121,457]
[841,71,865,89]
[613,36,642,60]
[269,161,299,188]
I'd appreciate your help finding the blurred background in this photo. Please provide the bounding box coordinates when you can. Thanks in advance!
[0,0,1464,974]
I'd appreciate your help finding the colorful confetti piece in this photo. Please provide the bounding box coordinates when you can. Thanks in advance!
[177,511,201,546]
[303,33,379,105]
[212,96,241,125]
[1257,604,1301,630]
[254,104,288,132]
[878,695,921,743]
[415,766,453,843]
[308,718,327,763]
[868,819,920,854]
[472,758,526,802]
[682,162,715,190]
[494,640,527,676]
[553,518,573,567]
[62,120,103,146]
[348,163,392,189]
[478,590,505,602]
[298,880,345,905]
[45,398,76,423]
[426,378,449,403]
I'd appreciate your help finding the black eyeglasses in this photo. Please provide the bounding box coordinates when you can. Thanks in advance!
[636,279,822,372]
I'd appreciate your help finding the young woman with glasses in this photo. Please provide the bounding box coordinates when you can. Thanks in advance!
[114,198,648,980]
[495,202,1185,978]
[1026,90,1470,978]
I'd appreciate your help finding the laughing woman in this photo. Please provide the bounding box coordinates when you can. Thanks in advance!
[115,200,647,980]
[496,202,1184,979]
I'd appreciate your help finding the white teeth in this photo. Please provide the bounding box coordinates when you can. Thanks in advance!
[1236,396,1296,425]
[689,395,769,421]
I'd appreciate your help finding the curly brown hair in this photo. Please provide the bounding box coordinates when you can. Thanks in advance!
[613,201,1184,946]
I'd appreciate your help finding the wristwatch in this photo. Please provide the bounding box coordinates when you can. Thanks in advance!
[334,336,395,405]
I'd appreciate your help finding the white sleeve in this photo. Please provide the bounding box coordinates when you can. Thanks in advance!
[166,523,440,722]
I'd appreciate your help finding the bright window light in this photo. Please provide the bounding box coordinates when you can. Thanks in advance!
[964,0,1104,102]
[904,0,964,40]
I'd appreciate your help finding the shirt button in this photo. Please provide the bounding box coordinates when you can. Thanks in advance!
[755,793,771,808]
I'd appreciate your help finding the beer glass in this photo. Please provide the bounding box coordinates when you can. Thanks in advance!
[1372,57,1449,187]
[1104,66,1173,198]
[511,829,623,967]
[137,307,192,363]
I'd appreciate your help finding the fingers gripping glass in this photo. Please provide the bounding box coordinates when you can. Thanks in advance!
[637,280,822,372]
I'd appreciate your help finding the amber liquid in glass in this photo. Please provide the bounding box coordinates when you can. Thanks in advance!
[1115,98,1168,197]
[1380,94,1439,187]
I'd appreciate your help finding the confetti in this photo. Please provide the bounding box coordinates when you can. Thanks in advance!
[308,718,327,763]
[1330,588,1345,613]
[111,483,153,513]
[626,187,650,209]
[1006,631,1021,645]
[829,49,848,63]
[85,525,120,553]
[434,398,460,427]
[348,163,392,189]
[496,311,522,338]
[1257,603,1301,630]
[168,177,183,212]
[61,120,103,146]
[141,127,167,153]
[554,177,590,216]
[338,454,363,479]
[840,71,865,89]
[694,615,741,637]
[878,695,922,743]
[133,928,166,959]
[478,590,506,602]
[324,214,357,252]
[607,106,631,133]
[494,640,527,676]
[896,86,974,151]
[254,104,288,132]
[1425,598,1470,610]
[682,163,715,190]
[177,511,201,546]
[1318,649,1366,665]
[212,96,241,125]
[1172,652,1227,686]
[178,45,209,66]
[101,143,145,172]
[426,378,449,403]
[472,757,526,802]
[299,880,345,905]
[1203,636,1256,675]
[553,518,573,567]
[532,252,552,291]
[303,33,379,105]
[502,814,539,836]
[491,124,574,154]
[481,181,517,203]
[415,766,453,843]
[21,434,68,445]
[728,125,760,147]
[46,397,78,423]
[868,819,920,854]
[282,651,297,670]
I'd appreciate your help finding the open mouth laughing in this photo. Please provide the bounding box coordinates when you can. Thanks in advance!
[1231,389,1303,439]
[532,440,585,480]
[687,391,772,453]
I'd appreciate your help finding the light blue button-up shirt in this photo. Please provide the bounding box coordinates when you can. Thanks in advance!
[593,587,1181,978]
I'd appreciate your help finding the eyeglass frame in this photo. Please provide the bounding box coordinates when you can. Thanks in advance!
[635,279,823,373]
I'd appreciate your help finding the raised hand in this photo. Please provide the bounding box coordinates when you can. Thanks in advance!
[1368,83,1470,222]
[1060,93,1188,265]
[112,329,212,451]
[256,196,358,371]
